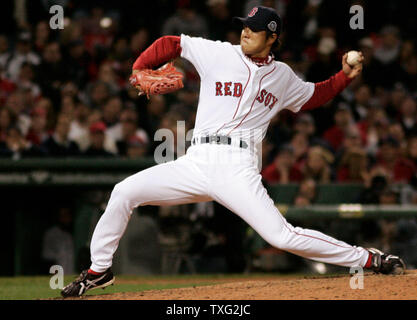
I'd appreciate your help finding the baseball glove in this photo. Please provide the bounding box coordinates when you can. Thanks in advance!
[129,62,184,98]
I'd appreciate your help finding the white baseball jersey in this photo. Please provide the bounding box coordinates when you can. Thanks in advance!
[180,34,315,145]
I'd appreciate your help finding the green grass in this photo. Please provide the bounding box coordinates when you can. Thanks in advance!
[0,273,289,300]
[0,276,206,300]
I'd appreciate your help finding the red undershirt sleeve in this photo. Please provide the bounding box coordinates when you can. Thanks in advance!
[132,36,182,71]
[300,70,353,111]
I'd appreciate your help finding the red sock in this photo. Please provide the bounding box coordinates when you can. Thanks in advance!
[364,253,373,268]
[88,269,104,275]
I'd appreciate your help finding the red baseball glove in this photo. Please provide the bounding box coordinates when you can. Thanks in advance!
[129,63,184,98]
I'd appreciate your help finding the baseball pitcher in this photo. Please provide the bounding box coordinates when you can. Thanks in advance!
[62,6,405,297]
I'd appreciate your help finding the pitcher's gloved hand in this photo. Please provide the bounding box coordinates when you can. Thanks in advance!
[129,62,184,98]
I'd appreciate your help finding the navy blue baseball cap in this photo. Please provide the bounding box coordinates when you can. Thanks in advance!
[233,6,282,36]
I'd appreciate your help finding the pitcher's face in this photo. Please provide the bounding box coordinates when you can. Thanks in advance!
[240,26,276,58]
[240,27,268,56]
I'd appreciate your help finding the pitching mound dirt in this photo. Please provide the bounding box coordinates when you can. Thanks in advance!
[70,270,417,300]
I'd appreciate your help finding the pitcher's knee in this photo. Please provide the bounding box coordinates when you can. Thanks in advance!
[263,228,292,251]
[112,178,144,206]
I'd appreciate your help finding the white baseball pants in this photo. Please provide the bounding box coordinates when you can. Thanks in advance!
[90,144,369,272]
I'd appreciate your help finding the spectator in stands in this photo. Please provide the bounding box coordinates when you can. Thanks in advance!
[293,194,311,207]
[60,95,77,118]
[61,80,81,99]
[143,95,167,138]
[36,41,68,105]
[170,88,199,126]
[398,96,417,136]
[5,32,40,82]
[26,106,49,146]
[374,25,401,65]
[399,54,417,93]
[0,34,10,69]
[0,63,16,106]
[399,39,415,65]
[80,6,116,55]
[5,89,31,136]
[358,106,390,156]
[42,206,75,275]
[378,187,401,253]
[112,108,149,156]
[261,144,303,184]
[350,84,372,121]
[68,101,92,151]
[294,113,315,137]
[406,135,417,166]
[129,28,150,58]
[33,20,52,54]
[293,113,329,149]
[206,0,231,41]
[126,135,148,159]
[358,169,389,204]
[41,113,80,157]
[284,0,321,49]
[306,36,340,82]
[97,61,121,95]
[301,146,333,183]
[374,136,415,183]
[33,97,55,132]
[334,125,363,163]
[322,105,355,152]
[387,83,407,118]
[87,81,111,110]
[17,62,41,99]
[65,40,93,90]
[0,107,14,142]
[388,121,407,153]
[106,36,130,74]
[162,0,209,38]
[358,37,381,90]
[373,26,403,89]
[336,147,369,183]
[101,95,123,130]
[289,132,309,164]
[0,125,44,158]
[82,121,115,157]
[293,178,317,207]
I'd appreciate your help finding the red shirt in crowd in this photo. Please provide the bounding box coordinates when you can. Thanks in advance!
[261,162,304,184]
[323,126,345,151]
[376,156,416,183]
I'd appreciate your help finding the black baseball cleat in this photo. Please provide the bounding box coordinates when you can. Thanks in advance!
[61,269,115,298]
[366,248,406,275]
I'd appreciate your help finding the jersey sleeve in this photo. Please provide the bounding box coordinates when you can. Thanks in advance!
[180,34,222,78]
[282,67,315,113]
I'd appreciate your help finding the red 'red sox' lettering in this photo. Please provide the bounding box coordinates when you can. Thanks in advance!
[215,81,243,97]
[256,89,278,109]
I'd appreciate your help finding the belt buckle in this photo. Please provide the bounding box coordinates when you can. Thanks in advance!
[209,135,220,144]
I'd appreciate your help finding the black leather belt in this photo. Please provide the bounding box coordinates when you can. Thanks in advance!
[192,135,248,149]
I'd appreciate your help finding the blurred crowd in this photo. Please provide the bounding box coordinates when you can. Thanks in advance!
[0,0,416,197]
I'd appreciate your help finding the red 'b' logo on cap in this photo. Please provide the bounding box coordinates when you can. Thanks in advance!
[248,7,258,17]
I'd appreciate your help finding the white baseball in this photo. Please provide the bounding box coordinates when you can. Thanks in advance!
[346,50,361,66]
